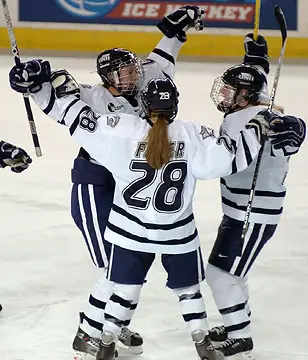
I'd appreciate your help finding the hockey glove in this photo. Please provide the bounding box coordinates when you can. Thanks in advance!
[268,115,306,156]
[50,70,80,99]
[243,33,270,74]
[9,59,51,94]
[246,112,270,145]
[157,6,204,43]
[0,141,32,173]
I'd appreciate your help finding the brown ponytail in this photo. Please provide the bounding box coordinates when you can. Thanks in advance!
[146,114,170,169]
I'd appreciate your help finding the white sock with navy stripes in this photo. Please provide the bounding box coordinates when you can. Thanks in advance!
[81,269,115,338]
[103,283,143,339]
[206,263,251,339]
[173,284,209,335]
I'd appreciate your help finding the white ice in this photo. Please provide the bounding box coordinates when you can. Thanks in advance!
[0,55,307,360]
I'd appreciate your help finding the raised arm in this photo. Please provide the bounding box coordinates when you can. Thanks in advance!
[147,6,204,79]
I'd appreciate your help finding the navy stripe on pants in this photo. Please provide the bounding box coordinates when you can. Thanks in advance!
[71,183,113,268]
[209,215,277,277]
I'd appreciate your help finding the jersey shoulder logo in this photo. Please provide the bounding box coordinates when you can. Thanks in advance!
[107,115,120,128]
[200,125,215,140]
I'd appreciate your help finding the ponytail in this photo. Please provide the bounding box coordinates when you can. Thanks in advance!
[146,114,170,169]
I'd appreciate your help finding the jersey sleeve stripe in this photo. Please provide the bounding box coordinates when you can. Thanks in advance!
[42,88,56,115]
[241,132,253,165]
[152,48,175,65]
[112,204,194,230]
[62,98,81,125]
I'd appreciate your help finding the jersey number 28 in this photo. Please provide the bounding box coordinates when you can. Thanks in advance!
[123,160,187,213]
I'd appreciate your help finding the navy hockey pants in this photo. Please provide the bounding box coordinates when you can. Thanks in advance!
[107,244,205,289]
[209,215,277,277]
[71,157,115,268]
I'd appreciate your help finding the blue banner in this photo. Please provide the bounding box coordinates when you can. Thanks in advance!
[19,0,297,30]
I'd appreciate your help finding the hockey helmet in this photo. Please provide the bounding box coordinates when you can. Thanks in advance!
[210,64,267,113]
[96,48,144,96]
[141,78,179,122]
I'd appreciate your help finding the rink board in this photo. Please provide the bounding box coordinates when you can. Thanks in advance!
[0,0,307,58]
[0,27,307,59]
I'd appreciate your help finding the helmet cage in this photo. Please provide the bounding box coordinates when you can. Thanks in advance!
[210,65,266,113]
[97,52,144,96]
[210,76,238,113]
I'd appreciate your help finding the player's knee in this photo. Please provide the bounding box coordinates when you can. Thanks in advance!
[205,263,237,291]
[172,283,200,298]
[113,283,143,303]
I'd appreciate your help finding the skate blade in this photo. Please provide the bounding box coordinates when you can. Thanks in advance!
[115,341,143,355]
[73,350,96,360]
[226,350,255,360]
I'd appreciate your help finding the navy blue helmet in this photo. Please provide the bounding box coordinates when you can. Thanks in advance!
[211,64,267,113]
[141,78,179,122]
[96,48,144,96]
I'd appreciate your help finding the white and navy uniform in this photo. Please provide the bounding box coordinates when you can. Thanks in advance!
[31,36,183,269]
[206,105,292,339]
[36,93,261,282]
[208,105,287,276]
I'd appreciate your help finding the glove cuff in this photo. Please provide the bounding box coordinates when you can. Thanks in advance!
[157,18,187,42]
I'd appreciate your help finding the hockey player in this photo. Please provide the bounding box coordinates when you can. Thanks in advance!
[206,33,306,358]
[0,140,32,312]
[8,5,205,359]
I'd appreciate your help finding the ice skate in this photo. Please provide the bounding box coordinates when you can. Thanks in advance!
[216,338,254,359]
[72,326,100,360]
[96,332,116,360]
[192,330,224,360]
[209,326,228,342]
[116,326,143,355]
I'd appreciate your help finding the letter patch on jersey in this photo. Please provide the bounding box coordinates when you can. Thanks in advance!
[107,115,120,128]
[200,125,215,140]
[79,109,99,132]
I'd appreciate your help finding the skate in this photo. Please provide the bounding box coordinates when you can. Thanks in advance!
[216,338,254,359]
[96,332,116,360]
[209,326,228,342]
[192,330,224,360]
[116,326,143,355]
[72,326,100,360]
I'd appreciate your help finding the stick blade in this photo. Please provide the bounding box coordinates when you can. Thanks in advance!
[274,5,287,43]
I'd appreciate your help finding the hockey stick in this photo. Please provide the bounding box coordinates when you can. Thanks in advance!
[241,5,287,240]
[1,0,42,157]
[253,0,261,40]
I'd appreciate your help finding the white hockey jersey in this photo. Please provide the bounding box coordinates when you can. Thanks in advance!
[220,105,289,225]
[32,36,182,142]
[40,94,261,254]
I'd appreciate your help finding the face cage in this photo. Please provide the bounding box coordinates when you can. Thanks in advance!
[210,76,237,113]
[107,57,144,96]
